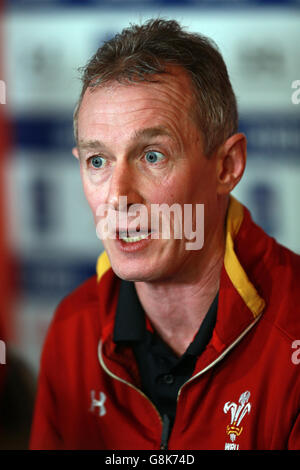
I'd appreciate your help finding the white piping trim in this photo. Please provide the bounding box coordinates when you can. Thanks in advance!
[98,340,163,425]
[177,312,263,400]
[98,312,262,410]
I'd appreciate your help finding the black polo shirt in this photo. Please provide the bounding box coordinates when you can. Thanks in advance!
[114,280,218,434]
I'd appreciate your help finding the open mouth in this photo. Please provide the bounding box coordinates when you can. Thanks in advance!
[116,227,153,244]
[120,232,151,243]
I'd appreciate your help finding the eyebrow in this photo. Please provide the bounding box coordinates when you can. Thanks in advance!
[133,126,173,141]
[77,126,174,154]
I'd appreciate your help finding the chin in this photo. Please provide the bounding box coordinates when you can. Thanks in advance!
[104,240,176,282]
[109,259,161,283]
[112,265,152,282]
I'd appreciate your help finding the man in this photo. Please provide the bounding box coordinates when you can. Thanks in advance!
[30,18,300,450]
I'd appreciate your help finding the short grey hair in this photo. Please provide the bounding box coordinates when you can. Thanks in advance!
[73,18,238,157]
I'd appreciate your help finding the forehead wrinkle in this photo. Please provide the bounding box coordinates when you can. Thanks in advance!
[77,139,109,160]
[77,124,178,157]
[132,125,175,141]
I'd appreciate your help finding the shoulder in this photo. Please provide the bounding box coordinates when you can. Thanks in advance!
[238,205,300,341]
[53,274,99,324]
[41,274,100,357]
[237,203,300,280]
[263,239,300,342]
[42,264,120,355]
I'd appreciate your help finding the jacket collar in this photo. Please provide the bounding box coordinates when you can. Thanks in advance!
[224,196,265,319]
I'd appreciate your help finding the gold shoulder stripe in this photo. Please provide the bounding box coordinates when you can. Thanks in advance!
[224,196,265,318]
[226,195,244,238]
[96,250,111,283]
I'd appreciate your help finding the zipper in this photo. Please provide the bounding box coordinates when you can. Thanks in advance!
[160,414,170,450]
[98,340,167,448]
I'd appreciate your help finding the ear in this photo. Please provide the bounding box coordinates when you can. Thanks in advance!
[216,133,247,195]
[72,147,79,160]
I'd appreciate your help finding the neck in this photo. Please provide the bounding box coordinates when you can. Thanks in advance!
[135,219,226,356]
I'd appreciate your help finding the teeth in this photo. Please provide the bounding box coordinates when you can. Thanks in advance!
[121,233,150,243]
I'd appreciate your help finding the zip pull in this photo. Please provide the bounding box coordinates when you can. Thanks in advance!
[160,414,170,450]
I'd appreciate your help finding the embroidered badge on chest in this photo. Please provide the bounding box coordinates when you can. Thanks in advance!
[223,390,251,450]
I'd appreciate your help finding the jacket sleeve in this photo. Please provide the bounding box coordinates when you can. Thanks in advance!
[29,322,63,450]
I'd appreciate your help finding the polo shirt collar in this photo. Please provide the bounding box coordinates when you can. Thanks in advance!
[113,280,146,342]
[114,278,219,359]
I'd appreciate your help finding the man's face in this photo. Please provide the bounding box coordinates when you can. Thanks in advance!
[74,67,221,282]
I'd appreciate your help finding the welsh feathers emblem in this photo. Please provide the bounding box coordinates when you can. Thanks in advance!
[223,391,251,442]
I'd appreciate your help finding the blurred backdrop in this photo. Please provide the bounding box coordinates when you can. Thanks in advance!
[0,0,299,449]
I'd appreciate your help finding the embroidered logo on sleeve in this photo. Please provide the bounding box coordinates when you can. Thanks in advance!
[90,390,107,416]
[223,390,251,450]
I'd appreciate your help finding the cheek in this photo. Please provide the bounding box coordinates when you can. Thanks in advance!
[150,173,187,205]
[189,163,216,199]
[81,174,102,217]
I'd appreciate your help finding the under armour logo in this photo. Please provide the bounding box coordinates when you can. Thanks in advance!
[90,390,107,416]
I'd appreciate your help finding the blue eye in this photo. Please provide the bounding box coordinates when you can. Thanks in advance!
[90,155,105,168]
[145,151,165,164]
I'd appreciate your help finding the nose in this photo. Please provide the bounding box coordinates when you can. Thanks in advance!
[107,160,143,211]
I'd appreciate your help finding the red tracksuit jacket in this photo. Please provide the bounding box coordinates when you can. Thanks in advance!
[30,197,300,450]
